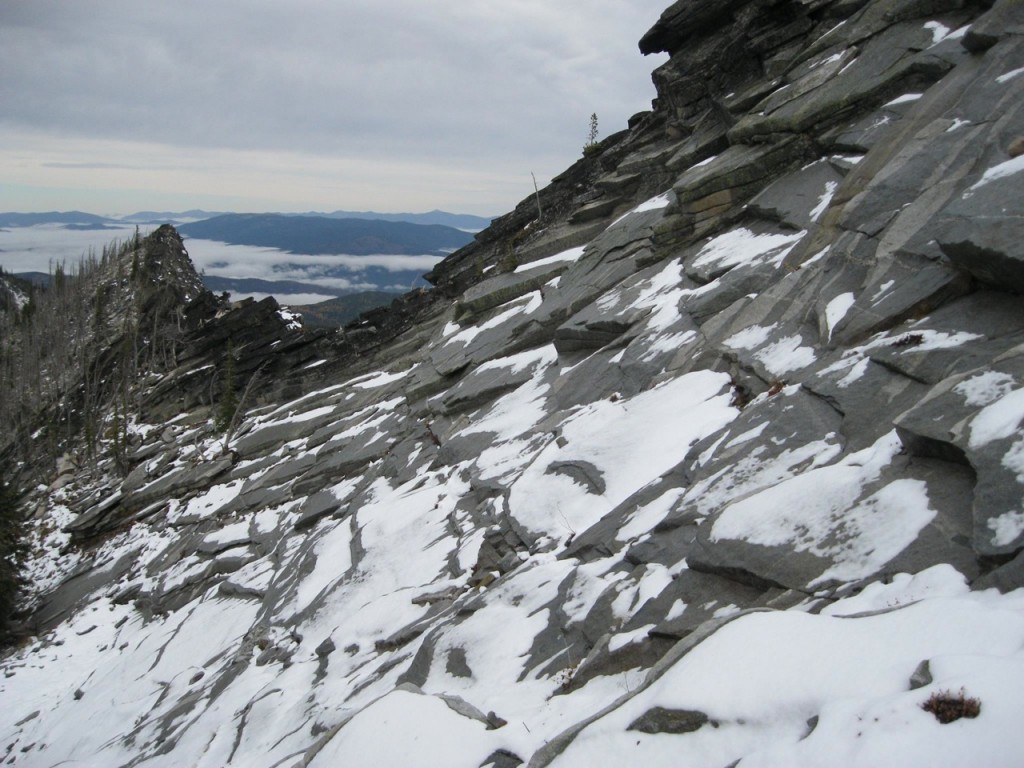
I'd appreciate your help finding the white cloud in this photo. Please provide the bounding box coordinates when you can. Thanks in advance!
[184,238,442,279]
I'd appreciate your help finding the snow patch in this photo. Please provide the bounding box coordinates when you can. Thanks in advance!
[609,191,673,227]
[825,292,855,339]
[988,511,1024,548]
[969,387,1024,449]
[711,433,935,584]
[923,21,950,45]
[884,92,923,107]
[691,228,805,274]
[515,245,586,273]
[954,371,1017,407]
[966,155,1024,194]
[810,181,838,222]
[997,66,1024,84]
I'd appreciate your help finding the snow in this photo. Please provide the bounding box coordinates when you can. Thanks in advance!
[515,245,586,272]
[351,368,409,389]
[815,327,983,390]
[443,291,542,348]
[617,487,686,542]
[996,66,1024,84]
[307,689,496,768]
[924,21,950,44]
[711,433,936,584]
[1003,437,1024,484]
[987,511,1024,548]
[461,345,557,441]
[476,345,555,377]
[822,564,969,616]
[507,371,736,541]
[630,192,673,214]
[872,279,895,302]
[966,155,1024,193]
[691,228,805,275]
[824,292,855,339]
[201,520,250,548]
[609,191,673,226]
[810,51,846,69]
[549,586,1024,768]
[809,180,838,222]
[6,86,1024,768]
[276,307,303,329]
[608,624,657,652]
[685,434,843,520]
[968,386,1024,449]
[884,92,923,107]
[171,479,245,522]
[725,324,818,377]
[724,323,775,350]
[292,518,355,613]
[954,371,1017,407]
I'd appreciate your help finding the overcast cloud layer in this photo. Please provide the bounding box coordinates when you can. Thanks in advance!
[0,1,669,217]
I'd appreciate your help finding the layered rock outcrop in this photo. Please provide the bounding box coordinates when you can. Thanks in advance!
[3,0,1024,765]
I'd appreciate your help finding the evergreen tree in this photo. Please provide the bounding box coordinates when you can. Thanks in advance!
[584,112,599,154]
[215,342,238,433]
[0,464,26,645]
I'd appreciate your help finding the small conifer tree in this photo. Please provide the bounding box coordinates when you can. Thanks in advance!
[584,112,600,154]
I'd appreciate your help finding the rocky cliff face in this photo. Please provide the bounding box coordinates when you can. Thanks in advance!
[4,0,1024,765]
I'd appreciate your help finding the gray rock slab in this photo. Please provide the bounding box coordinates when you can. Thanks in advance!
[124,455,234,514]
[729,22,955,143]
[293,490,344,531]
[691,450,979,591]
[894,351,1024,555]
[437,356,544,417]
[63,491,124,537]
[642,568,772,640]
[232,409,338,458]
[937,162,1024,294]
[673,136,809,205]
[569,197,623,224]
[663,386,844,528]
[747,158,846,231]
[241,451,316,494]
[627,706,712,734]
[31,548,139,631]
[826,252,972,347]
[458,260,572,319]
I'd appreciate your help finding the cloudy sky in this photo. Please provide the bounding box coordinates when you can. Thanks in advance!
[0,1,669,218]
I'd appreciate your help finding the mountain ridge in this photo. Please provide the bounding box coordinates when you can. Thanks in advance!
[0,208,492,230]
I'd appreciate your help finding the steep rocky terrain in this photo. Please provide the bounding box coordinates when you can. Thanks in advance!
[3,0,1024,765]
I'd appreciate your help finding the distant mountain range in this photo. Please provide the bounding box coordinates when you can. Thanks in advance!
[0,208,492,231]
[1,209,484,323]
[304,209,491,231]
[0,211,116,229]
[178,213,474,256]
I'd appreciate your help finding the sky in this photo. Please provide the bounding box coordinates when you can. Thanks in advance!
[0,1,670,218]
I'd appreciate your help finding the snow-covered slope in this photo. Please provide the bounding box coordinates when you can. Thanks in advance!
[4,0,1024,765]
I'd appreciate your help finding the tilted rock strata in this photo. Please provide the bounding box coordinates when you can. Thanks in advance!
[3,0,1024,766]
